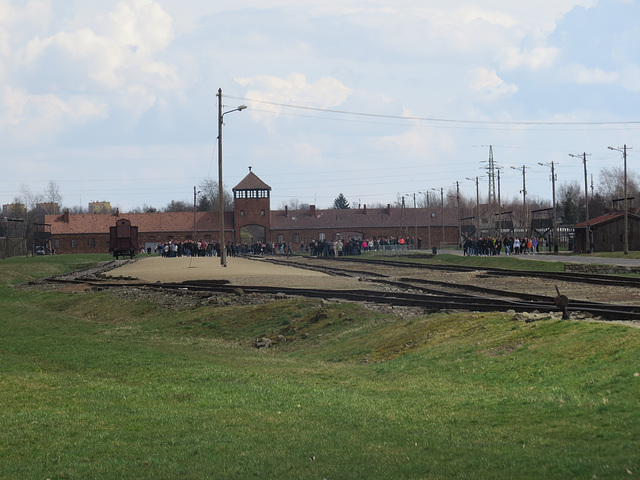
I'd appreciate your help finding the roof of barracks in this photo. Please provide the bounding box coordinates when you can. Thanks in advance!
[45,169,456,236]
[45,205,456,236]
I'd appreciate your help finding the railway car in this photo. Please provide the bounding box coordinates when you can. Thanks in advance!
[109,218,139,259]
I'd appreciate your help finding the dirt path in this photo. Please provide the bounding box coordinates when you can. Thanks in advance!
[106,255,366,289]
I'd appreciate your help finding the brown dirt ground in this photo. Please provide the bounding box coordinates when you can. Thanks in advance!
[106,256,368,289]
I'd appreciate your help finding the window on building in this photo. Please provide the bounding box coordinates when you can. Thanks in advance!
[240,210,245,216]
[88,238,96,247]
[293,234,300,243]
[54,239,60,248]
[71,239,78,247]
[277,234,284,243]
[258,190,269,198]
[319,233,326,241]
[260,210,265,216]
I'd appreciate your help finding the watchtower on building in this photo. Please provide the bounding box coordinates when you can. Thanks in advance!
[232,167,272,244]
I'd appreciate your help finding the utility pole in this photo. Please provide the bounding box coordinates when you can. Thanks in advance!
[193,186,199,242]
[485,146,497,235]
[412,193,418,249]
[456,181,461,248]
[511,165,528,236]
[425,191,432,249]
[217,88,225,266]
[440,187,445,248]
[569,152,591,253]
[466,176,480,238]
[497,169,502,237]
[217,88,247,267]
[432,187,444,248]
[404,193,418,249]
[539,161,558,253]
[608,145,631,254]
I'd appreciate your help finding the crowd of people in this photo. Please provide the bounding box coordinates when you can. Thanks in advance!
[462,236,548,256]
[304,236,421,257]
[147,235,424,259]
[146,235,549,259]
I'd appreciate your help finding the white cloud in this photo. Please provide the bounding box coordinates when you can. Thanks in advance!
[0,86,107,143]
[562,63,619,85]
[18,0,179,92]
[102,0,174,54]
[500,46,560,70]
[469,68,518,98]
[236,73,353,124]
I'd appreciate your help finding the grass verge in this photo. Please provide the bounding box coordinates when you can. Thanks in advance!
[1,255,638,479]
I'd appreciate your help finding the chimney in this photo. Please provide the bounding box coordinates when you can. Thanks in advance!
[310,205,316,217]
[63,209,70,223]
[284,205,288,217]
[386,204,391,215]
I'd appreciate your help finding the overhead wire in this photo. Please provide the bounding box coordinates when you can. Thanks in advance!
[225,94,640,129]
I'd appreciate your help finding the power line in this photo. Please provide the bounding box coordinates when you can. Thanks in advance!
[225,94,640,127]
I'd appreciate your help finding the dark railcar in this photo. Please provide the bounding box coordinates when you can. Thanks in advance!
[109,218,139,259]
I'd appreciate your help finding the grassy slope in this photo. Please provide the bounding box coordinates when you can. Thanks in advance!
[1,255,639,479]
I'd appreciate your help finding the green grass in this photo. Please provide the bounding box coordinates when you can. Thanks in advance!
[1,255,639,479]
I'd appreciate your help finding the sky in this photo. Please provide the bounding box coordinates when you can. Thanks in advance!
[1,0,640,212]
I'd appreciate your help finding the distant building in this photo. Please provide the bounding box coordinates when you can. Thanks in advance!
[36,202,60,215]
[574,209,640,253]
[2,203,25,217]
[46,170,459,254]
[88,201,111,214]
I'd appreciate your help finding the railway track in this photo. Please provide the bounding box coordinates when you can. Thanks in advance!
[324,256,640,288]
[47,265,640,321]
[245,255,640,321]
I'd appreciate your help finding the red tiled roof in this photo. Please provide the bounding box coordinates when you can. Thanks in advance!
[271,206,455,230]
[233,171,271,191]
[46,211,231,235]
[574,211,640,228]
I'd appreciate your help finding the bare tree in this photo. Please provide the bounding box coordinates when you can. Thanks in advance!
[279,198,309,210]
[198,178,233,211]
[43,181,62,212]
[597,166,640,205]
[164,200,191,212]
[68,205,87,214]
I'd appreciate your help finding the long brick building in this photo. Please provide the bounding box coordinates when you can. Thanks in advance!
[46,169,460,254]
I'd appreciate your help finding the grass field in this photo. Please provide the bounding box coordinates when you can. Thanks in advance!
[1,255,639,479]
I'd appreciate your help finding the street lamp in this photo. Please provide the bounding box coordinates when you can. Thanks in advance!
[217,88,247,267]
[447,182,461,247]
[419,191,432,249]
[193,186,201,243]
[569,152,591,253]
[510,165,528,236]
[538,161,558,253]
[405,193,418,249]
[608,145,630,254]
[465,177,480,238]
[431,187,444,248]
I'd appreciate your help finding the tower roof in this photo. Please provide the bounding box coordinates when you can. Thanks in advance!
[233,169,271,191]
